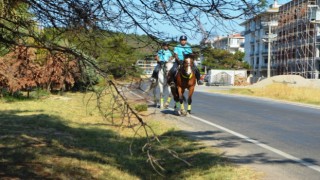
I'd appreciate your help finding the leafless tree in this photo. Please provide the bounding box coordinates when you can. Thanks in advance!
[1,0,265,48]
[0,0,265,175]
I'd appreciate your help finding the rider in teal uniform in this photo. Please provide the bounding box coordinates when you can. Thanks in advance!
[167,35,203,86]
[150,42,172,83]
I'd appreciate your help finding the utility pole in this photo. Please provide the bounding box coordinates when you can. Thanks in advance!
[195,15,209,74]
[267,24,271,78]
[262,20,277,78]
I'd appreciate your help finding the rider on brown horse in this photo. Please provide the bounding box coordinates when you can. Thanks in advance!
[167,35,203,87]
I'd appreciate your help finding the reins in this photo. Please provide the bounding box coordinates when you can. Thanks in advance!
[179,60,193,79]
[180,71,193,79]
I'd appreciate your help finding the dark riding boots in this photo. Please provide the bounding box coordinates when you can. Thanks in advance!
[151,66,160,79]
[150,62,164,83]
[193,66,203,85]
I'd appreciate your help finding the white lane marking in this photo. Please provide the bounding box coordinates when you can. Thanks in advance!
[129,87,320,173]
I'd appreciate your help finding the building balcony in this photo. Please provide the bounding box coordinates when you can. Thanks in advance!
[229,44,240,48]
[260,65,267,70]
[241,30,251,36]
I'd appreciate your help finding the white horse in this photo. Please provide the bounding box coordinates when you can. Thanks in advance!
[153,59,174,109]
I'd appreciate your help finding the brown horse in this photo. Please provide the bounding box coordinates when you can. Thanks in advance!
[171,54,196,116]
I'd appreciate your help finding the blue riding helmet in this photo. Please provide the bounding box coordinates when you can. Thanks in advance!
[162,42,169,46]
[179,35,187,41]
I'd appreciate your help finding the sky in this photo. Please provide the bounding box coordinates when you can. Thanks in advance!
[157,0,291,45]
[153,19,244,45]
[147,15,245,45]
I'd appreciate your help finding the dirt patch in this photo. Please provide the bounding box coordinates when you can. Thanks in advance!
[49,96,72,101]
[249,75,320,88]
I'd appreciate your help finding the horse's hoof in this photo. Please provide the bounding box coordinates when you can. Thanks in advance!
[164,104,169,109]
[180,110,187,116]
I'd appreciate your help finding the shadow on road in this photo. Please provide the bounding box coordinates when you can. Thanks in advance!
[176,129,320,167]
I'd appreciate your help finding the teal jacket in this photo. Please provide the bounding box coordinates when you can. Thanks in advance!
[157,49,172,62]
[174,44,192,61]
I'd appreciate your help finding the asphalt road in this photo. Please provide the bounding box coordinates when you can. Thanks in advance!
[178,88,320,179]
[138,83,320,179]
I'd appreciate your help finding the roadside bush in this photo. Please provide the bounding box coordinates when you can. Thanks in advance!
[30,88,50,99]
[134,104,148,112]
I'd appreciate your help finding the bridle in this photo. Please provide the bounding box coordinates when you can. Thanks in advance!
[180,58,193,79]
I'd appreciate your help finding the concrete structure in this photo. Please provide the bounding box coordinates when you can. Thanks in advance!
[207,69,247,86]
[274,0,320,79]
[240,1,280,81]
[211,33,245,54]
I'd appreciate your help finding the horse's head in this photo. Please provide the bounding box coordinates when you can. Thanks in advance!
[165,59,174,75]
[182,54,194,76]
[159,60,174,76]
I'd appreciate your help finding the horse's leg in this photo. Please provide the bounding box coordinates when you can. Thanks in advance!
[187,86,195,115]
[159,83,164,109]
[178,87,187,116]
[153,83,158,107]
[169,85,179,114]
[164,85,172,109]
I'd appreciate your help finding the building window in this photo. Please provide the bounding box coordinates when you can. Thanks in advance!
[256,57,259,64]
[264,58,268,64]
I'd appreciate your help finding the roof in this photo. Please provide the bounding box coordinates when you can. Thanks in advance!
[240,7,280,26]
[212,34,244,43]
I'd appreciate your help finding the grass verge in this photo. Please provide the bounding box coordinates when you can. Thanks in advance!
[0,92,260,179]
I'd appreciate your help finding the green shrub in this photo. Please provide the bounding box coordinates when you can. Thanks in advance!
[134,104,148,112]
[0,89,29,102]
[30,88,50,99]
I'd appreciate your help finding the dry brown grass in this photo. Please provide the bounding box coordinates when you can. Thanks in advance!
[226,84,320,105]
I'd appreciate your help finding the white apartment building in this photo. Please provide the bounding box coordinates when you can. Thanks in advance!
[211,33,245,54]
[240,1,280,80]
